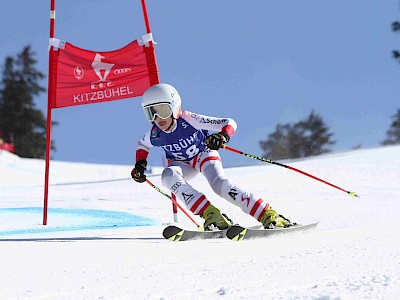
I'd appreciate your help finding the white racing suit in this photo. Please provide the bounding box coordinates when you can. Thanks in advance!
[136,111,270,221]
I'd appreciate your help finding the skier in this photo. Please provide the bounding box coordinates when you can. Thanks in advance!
[132,83,293,230]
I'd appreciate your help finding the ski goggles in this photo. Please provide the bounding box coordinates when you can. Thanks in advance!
[143,103,173,122]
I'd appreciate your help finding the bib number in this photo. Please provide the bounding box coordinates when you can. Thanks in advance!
[171,144,200,160]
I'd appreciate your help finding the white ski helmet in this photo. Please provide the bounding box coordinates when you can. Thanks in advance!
[141,83,182,121]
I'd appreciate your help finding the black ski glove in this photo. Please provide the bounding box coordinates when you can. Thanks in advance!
[131,160,147,183]
[205,132,230,150]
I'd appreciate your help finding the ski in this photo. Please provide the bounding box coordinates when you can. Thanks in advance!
[162,225,227,241]
[226,222,319,241]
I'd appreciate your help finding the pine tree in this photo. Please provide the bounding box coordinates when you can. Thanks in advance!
[259,124,291,160]
[259,111,335,160]
[295,111,335,157]
[392,21,400,63]
[259,123,303,160]
[0,46,51,158]
[382,108,400,145]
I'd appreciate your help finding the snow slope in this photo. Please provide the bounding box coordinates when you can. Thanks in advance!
[1,146,400,299]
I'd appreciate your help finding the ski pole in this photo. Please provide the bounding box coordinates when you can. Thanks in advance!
[222,145,359,198]
[145,179,203,229]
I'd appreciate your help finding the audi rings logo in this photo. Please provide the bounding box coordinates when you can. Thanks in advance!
[114,68,131,75]
[170,182,181,193]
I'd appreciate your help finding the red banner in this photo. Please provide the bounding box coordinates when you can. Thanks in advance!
[52,40,152,108]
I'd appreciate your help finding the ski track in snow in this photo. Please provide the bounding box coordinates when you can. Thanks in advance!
[1,146,400,299]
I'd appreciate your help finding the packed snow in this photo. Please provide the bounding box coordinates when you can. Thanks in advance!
[0,145,399,299]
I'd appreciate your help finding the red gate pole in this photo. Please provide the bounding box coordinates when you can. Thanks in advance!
[43,0,56,225]
[140,0,160,85]
[141,0,152,34]
[141,1,178,222]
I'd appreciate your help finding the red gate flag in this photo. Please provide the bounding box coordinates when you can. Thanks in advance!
[43,0,160,225]
[51,36,154,108]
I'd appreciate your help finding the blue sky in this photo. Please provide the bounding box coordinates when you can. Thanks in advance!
[1,1,399,167]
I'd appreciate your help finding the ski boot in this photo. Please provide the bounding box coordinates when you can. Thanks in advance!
[260,206,293,229]
[201,204,233,231]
